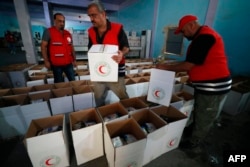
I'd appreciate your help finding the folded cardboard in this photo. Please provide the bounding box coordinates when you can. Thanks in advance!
[54,82,71,89]
[88,44,118,82]
[69,108,103,165]
[32,83,55,91]
[97,102,129,124]
[12,86,34,95]
[104,118,147,167]
[147,69,175,106]
[120,97,148,113]
[0,88,13,97]
[70,80,88,87]
[130,109,167,165]
[150,105,188,154]
[24,115,70,167]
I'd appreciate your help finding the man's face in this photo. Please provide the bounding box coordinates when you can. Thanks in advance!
[87,6,106,28]
[181,23,194,41]
[54,15,65,30]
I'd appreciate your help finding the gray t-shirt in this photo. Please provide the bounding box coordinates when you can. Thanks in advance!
[42,29,50,42]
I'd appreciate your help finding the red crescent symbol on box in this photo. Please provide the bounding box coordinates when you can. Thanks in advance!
[98,65,105,74]
[45,158,53,166]
[169,139,175,147]
[154,90,160,97]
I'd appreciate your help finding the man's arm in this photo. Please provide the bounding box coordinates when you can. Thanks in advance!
[71,45,77,67]
[41,40,51,69]
[156,61,195,72]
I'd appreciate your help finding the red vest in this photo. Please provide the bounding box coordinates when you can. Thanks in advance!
[88,22,125,64]
[48,27,73,66]
[188,26,230,82]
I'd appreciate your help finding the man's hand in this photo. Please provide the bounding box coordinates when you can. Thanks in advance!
[72,60,77,67]
[112,50,123,63]
[44,60,51,69]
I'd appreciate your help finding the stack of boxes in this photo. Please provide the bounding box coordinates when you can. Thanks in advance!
[0,51,196,166]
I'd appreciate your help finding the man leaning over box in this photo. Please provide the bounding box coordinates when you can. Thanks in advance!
[87,1,129,106]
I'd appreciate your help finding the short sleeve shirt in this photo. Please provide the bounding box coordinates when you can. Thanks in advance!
[186,30,216,65]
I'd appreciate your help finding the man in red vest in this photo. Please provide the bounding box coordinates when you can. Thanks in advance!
[87,2,129,106]
[157,15,231,158]
[41,13,76,83]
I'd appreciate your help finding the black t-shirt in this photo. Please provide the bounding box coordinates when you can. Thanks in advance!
[186,34,215,65]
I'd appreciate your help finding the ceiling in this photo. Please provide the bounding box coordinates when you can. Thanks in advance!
[0,0,138,22]
[0,0,138,14]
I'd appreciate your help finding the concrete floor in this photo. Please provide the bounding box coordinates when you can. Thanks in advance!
[1,111,249,167]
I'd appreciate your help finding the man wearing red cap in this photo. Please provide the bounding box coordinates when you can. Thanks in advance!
[157,15,231,154]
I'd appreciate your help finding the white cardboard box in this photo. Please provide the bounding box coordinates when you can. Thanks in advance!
[72,86,96,111]
[88,44,118,82]
[104,90,120,105]
[0,105,26,139]
[24,114,70,167]
[104,118,147,167]
[0,94,29,139]
[49,88,74,115]
[147,69,175,106]
[70,108,103,165]
[130,109,167,165]
[97,102,129,124]
[150,105,188,154]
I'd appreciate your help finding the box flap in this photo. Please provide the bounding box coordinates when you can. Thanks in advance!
[52,87,73,97]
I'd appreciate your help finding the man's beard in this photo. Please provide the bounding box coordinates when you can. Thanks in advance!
[59,26,64,30]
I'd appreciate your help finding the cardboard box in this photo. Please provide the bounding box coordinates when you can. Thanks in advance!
[20,91,52,129]
[70,80,88,87]
[88,44,118,82]
[0,94,29,139]
[12,86,34,95]
[49,88,73,115]
[0,88,13,97]
[72,86,96,111]
[32,84,55,91]
[175,91,194,118]
[26,79,45,87]
[69,108,103,165]
[104,118,147,167]
[147,69,175,106]
[137,95,161,108]
[223,85,250,115]
[97,102,129,124]
[150,105,188,154]
[130,109,167,165]
[104,90,120,105]
[24,115,70,167]
[125,78,137,98]
[120,97,148,113]
[132,77,149,97]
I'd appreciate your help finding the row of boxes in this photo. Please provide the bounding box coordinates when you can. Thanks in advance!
[24,96,188,167]
[0,82,96,139]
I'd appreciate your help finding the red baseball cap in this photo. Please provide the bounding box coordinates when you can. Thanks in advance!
[175,15,198,34]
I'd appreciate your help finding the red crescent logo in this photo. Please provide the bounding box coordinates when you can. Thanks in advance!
[98,65,105,74]
[169,139,175,147]
[45,158,53,166]
[154,90,160,97]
